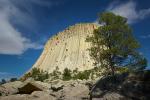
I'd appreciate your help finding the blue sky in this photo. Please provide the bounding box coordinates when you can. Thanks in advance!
[0,0,150,79]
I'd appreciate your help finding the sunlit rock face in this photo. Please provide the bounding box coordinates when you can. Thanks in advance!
[32,23,99,73]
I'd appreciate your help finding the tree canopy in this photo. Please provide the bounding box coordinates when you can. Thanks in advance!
[86,12,147,76]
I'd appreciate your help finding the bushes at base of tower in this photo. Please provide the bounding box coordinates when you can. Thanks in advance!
[20,68,49,82]
[21,67,128,82]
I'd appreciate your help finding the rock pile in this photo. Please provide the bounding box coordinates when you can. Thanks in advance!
[90,71,150,100]
[0,79,91,100]
[1,71,150,100]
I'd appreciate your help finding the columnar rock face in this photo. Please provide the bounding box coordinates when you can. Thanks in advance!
[32,23,99,73]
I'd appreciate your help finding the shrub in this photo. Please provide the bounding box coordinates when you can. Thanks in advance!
[21,68,49,82]
[1,79,6,84]
[10,78,17,82]
[37,72,49,82]
[73,70,91,80]
[50,66,61,80]
[116,67,129,74]
[20,72,32,81]
[63,68,72,81]
[73,68,78,73]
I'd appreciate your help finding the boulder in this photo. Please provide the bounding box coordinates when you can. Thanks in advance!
[51,83,64,92]
[62,83,89,99]
[121,71,150,99]
[0,86,9,96]
[0,93,56,100]
[34,81,51,91]
[48,80,90,99]
[18,82,44,94]
[90,71,150,100]
[30,91,56,100]
[18,77,52,94]
[0,94,29,100]
[91,92,131,100]
[0,81,23,95]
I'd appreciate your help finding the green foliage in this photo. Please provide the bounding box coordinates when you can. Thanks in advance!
[36,71,49,82]
[73,68,78,74]
[62,67,102,81]
[21,67,131,82]
[86,12,147,76]
[126,54,147,71]
[21,72,31,81]
[63,68,72,81]
[116,67,129,74]
[21,67,104,82]
[0,79,6,84]
[10,78,17,82]
[50,66,61,80]
[73,70,91,80]
[21,68,49,82]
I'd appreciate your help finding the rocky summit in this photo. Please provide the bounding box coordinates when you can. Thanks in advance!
[32,23,98,73]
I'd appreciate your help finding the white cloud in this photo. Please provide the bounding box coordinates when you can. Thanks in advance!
[107,1,150,24]
[140,34,150,39]
[93,20,103,26]
[0,0,48,55]
[30,0,59,7]
[0,72,17,80]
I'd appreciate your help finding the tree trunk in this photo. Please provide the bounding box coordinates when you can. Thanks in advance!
[110,65,116,83]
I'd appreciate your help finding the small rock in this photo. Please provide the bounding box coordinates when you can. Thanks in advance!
[51,84,64,92]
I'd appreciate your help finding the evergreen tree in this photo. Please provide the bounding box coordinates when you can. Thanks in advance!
[10,78,17,82]
[1,79,6,84]
[63,68,72,81]
[86,12,147,76]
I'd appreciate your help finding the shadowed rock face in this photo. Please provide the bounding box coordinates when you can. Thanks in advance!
[90,71,150,100]
[32,23,99,73]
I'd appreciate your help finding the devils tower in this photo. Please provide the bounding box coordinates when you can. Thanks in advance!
[32,23,99,73]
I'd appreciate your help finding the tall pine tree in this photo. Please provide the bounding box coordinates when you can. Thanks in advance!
[86,12,147,76]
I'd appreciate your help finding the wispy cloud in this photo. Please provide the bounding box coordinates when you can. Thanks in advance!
[140,34,150,39]
[93,20,104,26]
[29,0,60,8]
[106,1,150,24]
[0,72,17,80]
[0,0,58,55]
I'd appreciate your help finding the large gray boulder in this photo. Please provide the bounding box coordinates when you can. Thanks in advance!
[91,92,131,100]
[90,71,150,100]
[48,80,90,99]
[0,92,56,100]
[34,81,51,91]
[18,82,43,94]
[121,71,150,100]
[0,81,23,96]
[0,86,9,96]
[30,91,56,100]
[17,78,50,94]
[57,83,89,100]
[0,94,29,100]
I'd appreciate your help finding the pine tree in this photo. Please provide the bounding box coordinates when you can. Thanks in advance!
[86,12,147,76]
